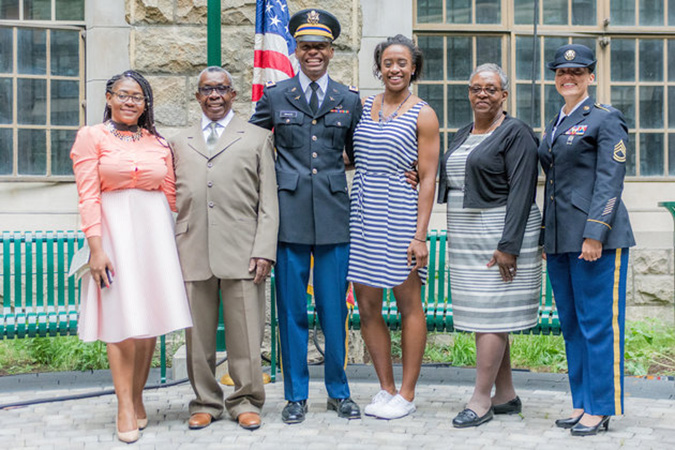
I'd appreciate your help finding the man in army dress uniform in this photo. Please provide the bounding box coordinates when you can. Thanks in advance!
[250,8,362,424]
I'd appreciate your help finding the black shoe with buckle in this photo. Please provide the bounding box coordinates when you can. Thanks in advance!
[493,396,522,415]
[452,407,494,428]
[555,414,583,429]
[327,397,361,419]
[281,400,308,424]
[570,416,610,436]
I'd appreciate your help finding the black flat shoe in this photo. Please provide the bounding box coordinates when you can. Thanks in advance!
[570,416,610,436]
[493,396,522,415]
[452,407,494,428]
[281,400,307,424]
[555,414,583,429]
[327,397,361,419]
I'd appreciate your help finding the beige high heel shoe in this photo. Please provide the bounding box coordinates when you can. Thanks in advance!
[137,417,148,430]
[116,420,140,444]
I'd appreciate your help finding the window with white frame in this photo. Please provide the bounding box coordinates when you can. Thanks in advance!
[0,0,84,179]
[415,0,675,178]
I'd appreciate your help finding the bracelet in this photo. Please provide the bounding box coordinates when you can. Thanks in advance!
[413,237,426,243]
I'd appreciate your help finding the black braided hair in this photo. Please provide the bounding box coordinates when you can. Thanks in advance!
[103,70,164,140]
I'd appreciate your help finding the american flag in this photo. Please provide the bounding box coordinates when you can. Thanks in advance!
[252,0,297,104]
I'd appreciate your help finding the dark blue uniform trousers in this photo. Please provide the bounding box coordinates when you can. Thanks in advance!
[275,242,350,401]
[547,248,629,416]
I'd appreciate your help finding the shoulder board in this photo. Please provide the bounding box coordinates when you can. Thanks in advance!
[265,80,276,88]
[349,85,359,93]
[594,103,610,112]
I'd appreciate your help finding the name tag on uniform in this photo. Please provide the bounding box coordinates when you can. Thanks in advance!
[279,111,298,118]
[565,125,587,135]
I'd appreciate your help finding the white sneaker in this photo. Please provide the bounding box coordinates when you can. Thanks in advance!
[364,390,395,416]
[374,394,416,420]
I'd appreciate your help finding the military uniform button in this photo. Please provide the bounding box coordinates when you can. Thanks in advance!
[337,121,342,126]
[207,181,213,187]
[312,152,318,158]
[312,168,318,174]
[312,135,317,141]
[312,120,317,125]
[208,201,214,208]
[548,148,552,153]
[550,196,554,201]
[207,162,213,168]
[286,119,290,123]
[549,180,553,184]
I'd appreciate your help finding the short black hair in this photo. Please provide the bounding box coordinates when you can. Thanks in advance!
[373,34,424,83]
[104,70,161,138]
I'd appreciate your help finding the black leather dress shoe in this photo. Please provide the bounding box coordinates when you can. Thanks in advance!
[281,400,308,424]
[493,396,522,415]
[327,397,361,419]
[570,416,610,436]
[452,407,494,428]
[555,414,583,429]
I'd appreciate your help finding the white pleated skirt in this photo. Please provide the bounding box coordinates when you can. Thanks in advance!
[78,189,192,343]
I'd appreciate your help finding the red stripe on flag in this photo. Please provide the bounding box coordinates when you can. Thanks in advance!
[253,50,294,78]
[252,84,265,102]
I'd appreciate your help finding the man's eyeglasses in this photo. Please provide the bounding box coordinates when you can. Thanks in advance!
[198,85,233,96]
[111,92,146,104]
[468,86,501,96]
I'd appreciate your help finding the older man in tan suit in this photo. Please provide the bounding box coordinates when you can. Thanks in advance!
[170,66,278,431]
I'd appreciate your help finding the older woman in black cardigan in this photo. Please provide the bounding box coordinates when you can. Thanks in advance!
[438,63,542,428]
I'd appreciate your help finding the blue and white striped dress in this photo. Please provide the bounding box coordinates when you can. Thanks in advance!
[347,96,428,288]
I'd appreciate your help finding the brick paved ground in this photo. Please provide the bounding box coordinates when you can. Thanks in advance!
[1,366,673,449]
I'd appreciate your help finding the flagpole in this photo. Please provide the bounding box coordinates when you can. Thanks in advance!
[207,0,222,67]
[208,0,226,352]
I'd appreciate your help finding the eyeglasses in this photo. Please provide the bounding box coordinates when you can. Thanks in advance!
[111,92,146,104]
[468,85,501,96]
[198,85,233,96]
[555,68,589,77]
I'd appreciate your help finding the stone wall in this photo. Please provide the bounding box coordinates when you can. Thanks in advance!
[125,0,361,138]
[626,248,674,323]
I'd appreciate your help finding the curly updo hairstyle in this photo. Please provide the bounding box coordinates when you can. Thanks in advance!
[103,70,161,138]
[373,34,424,84]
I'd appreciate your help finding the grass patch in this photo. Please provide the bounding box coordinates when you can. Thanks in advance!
[407,319,675,376]
[1,320,673,377]
[0,332,185,376]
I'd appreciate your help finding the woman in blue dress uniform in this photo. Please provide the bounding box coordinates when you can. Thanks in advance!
[539,44,635,436]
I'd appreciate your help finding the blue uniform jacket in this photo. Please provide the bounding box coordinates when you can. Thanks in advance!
[538,97,635,254]
[250,75,362,245]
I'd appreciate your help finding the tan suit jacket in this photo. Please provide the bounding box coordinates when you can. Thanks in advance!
[171,115,278,281]
[169,114,278,418]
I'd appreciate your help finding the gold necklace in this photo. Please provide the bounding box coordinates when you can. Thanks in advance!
[106,121,143,142]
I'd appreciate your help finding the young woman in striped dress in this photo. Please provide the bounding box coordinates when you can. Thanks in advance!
[347,35,440,420]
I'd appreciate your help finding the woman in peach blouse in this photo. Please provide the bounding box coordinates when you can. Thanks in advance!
[71,70,192,443]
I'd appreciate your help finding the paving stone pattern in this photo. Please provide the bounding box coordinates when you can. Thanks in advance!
[1,366,674,449]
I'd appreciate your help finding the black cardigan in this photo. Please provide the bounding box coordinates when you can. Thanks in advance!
[437,114,540,255]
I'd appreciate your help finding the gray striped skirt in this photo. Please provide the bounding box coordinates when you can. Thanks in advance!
[447,191,542,333]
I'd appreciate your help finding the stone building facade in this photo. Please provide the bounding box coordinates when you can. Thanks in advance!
[0,0,673,323]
